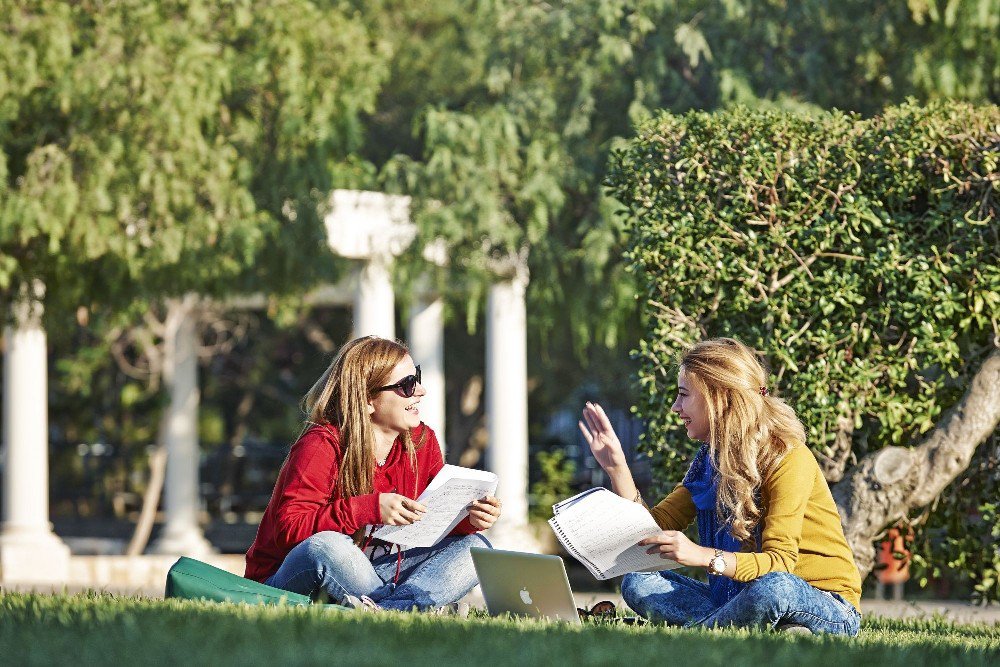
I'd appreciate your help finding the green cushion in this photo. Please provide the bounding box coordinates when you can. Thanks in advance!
[165,556,346,610]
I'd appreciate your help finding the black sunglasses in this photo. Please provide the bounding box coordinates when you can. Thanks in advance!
[375,365,422,398]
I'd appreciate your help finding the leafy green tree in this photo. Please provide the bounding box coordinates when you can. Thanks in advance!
[368,0,997,346]
[607,101,999,589]
[0,0,389,545]
[0,0,387,314]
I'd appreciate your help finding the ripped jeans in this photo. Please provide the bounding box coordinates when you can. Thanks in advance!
[621,570,861,635]
[264,531,491,611]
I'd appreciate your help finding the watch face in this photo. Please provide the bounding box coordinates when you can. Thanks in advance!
[710,556,726,574]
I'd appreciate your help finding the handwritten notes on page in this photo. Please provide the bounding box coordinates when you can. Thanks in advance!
[372,465,498,548]
[548,488,681,580]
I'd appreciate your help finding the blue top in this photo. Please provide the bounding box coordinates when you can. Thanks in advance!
[681,445,760,605]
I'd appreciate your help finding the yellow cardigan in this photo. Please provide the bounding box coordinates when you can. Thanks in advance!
[649,444,863,612]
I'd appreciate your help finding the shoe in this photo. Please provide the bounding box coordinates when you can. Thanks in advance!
[430,602,470,618]
[342,594,382,612]
[776,623,812,635]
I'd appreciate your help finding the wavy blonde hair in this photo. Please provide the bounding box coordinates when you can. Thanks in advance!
[302,335,423,499]
[680,338,806,543]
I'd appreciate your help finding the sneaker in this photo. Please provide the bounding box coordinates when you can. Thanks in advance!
[342,594,382,612]
[776,623,812,635]
[430,602,470,618]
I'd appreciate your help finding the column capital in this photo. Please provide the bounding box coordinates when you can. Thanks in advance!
[325,190,414,261]
[484,245,530,289]
[10,279,45,327]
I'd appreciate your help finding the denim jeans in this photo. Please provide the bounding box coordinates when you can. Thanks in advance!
[264,531,491,611]
[621,570,861,635]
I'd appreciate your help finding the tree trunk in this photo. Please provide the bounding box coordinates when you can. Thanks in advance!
[832,348,1000,578]
[125,443,167,556]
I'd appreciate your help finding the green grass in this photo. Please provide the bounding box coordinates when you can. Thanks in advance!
[1,593,998,666]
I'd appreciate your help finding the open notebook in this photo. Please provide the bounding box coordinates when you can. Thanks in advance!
[548,487,681,580]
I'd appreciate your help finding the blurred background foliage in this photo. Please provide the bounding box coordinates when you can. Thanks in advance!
[1,0,998,597]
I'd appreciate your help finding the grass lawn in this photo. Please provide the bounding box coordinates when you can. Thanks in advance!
[1,593,998,666]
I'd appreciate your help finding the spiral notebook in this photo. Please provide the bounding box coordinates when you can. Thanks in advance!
[547,488,681,580]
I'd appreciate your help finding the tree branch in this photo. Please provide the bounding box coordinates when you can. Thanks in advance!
[832,348,1000,577]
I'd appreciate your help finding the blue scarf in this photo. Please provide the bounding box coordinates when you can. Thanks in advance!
[681,445,760,605]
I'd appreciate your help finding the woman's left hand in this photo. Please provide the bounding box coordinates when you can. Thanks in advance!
[468,496,502,531]
[639,530,710,568]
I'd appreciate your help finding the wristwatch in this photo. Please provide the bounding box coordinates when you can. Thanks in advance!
[707,549,727,575]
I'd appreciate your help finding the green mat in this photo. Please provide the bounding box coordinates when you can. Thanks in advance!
[165,556,347,610]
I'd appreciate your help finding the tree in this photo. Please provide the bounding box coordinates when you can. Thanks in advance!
[1,0,389,550]
[606,101,1000,584]
[365,0,997,346]
[0,0,388,311]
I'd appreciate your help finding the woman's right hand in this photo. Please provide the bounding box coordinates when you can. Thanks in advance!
[379,493,426,525]
[578,402,628,472]
[579,402,640,502]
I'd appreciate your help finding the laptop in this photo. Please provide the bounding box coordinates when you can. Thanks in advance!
[470,547,581,624]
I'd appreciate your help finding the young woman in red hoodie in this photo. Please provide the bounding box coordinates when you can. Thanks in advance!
[245,336,500,611]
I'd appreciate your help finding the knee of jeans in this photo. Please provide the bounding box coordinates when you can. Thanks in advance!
[454,533,491,569]
[301,531,357,566]
[620,573,640,606]
[747,572,800,606]
[467,532,492,549]
[445,532,492,553]
[620,572,656,607]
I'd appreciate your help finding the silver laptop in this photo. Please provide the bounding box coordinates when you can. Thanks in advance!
[470,547,581,624]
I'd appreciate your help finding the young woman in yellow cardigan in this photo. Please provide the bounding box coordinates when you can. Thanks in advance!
[579,338,862,634]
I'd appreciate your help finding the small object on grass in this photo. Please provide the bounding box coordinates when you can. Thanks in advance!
[776,623,812,635]
[342,594,382,612]
[577,600,617,620]
[575,600,647,625]
[431,602,471,617]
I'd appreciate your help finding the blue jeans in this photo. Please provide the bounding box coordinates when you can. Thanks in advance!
[622,570,861,635]
[264,531,491,611]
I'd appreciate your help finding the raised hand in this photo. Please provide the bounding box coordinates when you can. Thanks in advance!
[379,493,427,526]
[578,402,628,473]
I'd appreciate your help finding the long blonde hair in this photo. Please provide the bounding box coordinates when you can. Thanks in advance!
[302,335,422,499]
[680,338,806,543]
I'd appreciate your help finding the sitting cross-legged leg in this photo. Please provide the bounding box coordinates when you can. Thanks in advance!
[621,570,717,626]
[264,531,386,604]
[622,570,859,636]
[370,533,491,611]
[696,571,861,635]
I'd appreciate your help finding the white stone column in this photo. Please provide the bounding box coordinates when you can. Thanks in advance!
[0,282,70,584]
[484,270,539,550]
[408,293,446,454]
[150,296,213,556]
[353,256,395,339]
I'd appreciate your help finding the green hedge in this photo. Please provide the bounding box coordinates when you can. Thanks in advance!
[607,101,999,483]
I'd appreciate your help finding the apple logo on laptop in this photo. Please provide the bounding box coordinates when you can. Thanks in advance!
[519,587,533,605]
